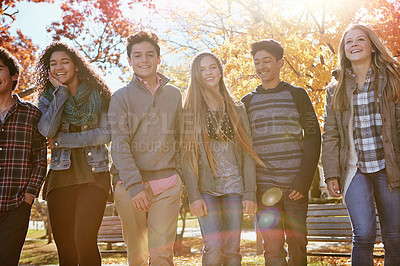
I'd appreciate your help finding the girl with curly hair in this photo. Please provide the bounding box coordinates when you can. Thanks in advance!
[36,42,111,265]
[322,24,400,265]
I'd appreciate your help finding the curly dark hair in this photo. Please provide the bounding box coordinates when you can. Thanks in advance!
[35,42,111,102]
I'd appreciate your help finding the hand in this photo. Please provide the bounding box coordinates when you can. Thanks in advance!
[48,71,64,88]
[131,190,151,212]
[189,199,208,217]
[24,193,35,205]
[47,138,54,148]
[289,190,305,200]
[242,200,257,214]
[327,179,342,197]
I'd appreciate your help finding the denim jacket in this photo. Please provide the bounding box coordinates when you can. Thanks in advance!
[38,85,111,173]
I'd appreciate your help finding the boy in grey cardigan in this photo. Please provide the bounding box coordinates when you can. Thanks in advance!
[108,31,182,266]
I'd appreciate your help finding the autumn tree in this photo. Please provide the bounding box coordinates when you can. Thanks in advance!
[46,0,154,82]
[360,0,400,57]
[0,0,53,100]
[2,0,155,99]
[158,0,399,124]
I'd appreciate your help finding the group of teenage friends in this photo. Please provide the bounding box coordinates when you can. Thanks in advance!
[0,23,399,266]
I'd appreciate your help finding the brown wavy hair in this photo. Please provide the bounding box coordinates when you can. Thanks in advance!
[35,42,111,102]
[332,24,400,111]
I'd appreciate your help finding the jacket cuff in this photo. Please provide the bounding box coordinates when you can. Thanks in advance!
[25,185,40,198]
[187,189,202,204]
[324,176,340,183]
[54,85,69,96]
[243,191,256,202]
[127,183,146,199]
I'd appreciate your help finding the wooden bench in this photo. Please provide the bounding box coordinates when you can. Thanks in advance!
[307,203,382,258]
[97,216,126,253]
[257,203,383,258]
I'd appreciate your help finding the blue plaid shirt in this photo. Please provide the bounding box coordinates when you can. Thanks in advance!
[350,68,385,173]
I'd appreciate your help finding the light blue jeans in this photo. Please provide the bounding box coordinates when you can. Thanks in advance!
[197,193,243,266]
[345,169,400,266]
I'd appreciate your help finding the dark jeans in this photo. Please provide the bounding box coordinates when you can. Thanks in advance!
[47,184,107,266]
[256,187,308,266]
[197,193,243,266]
[0,201,32,266]
[345,169,400,266]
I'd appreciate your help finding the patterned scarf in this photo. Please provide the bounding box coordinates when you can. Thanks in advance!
[43,82,102,126]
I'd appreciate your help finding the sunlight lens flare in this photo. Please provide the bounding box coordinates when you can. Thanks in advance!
[261,187,283,206]
[255,208,280,231]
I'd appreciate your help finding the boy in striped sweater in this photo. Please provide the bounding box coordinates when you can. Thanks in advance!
[241,39,321,266]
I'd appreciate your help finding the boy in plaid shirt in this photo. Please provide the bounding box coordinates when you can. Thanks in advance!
[0,47,47,265]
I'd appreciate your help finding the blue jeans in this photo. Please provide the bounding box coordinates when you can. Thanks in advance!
[345,169,400,266]
[0,202,32,266]
[257,187,308,266]
[197,193,243,266]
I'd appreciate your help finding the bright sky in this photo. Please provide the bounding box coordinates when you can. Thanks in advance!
[9,0,201,91]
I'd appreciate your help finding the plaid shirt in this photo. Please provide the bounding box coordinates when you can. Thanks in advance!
[0,94,47,211]
[351,68,385,173]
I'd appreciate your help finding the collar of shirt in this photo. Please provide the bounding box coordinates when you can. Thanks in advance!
[137,75,162,98]
[1,94,19,122]
[347,67,374,93]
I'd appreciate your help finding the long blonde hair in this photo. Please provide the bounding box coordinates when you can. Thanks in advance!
[180,52,263,178]
[332,24,400,111]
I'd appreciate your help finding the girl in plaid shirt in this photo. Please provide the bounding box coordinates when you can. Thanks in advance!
[322,24,400,265]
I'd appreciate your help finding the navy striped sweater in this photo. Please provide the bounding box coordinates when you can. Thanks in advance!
[241,81,321,195]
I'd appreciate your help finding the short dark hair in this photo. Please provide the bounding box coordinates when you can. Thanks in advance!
[251,39,284,60]
[0,47,20,91]
[126,31,160,58]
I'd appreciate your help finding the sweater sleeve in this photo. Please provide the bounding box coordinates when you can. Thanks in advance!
[237,105,257,202]
[290,87,321,195]
[181,149,203,204]
[108,91,145,198]
[240,93,253,112]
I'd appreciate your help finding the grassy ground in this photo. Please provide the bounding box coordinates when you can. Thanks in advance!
[21,228,385,265]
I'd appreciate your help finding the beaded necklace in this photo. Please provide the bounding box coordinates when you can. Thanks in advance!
[205,108,234,140]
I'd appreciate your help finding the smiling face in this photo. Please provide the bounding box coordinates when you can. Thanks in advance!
[49,51,79,86]
[128,41,160,81]
[0,59,18,95]
[199,55,222,91]
[253,50,283,89]
[344,28,374,66]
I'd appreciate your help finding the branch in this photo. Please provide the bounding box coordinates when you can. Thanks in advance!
[3,6,19,21]
[284,57,301,77]
[18,88,35,98]
[305,3,323,34]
